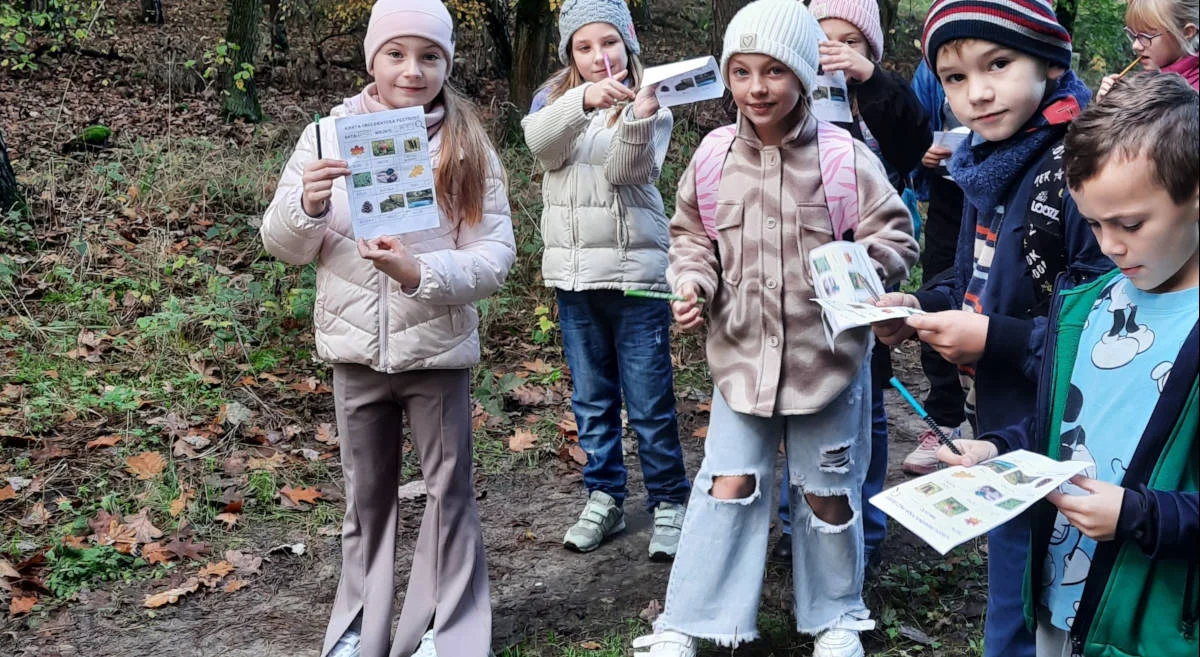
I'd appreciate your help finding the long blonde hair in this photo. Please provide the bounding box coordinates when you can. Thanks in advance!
[537,47,645,126]
[436,85,502,226]
[1127,0,1200,56]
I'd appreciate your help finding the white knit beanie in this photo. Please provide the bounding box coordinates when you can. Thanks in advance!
[720,0,823,95]
[557,0,641,64]
[363,0,455,75]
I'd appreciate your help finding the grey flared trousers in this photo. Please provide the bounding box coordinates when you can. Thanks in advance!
[321,365,490,657]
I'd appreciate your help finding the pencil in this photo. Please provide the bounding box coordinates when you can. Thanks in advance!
[603,52,614,79]
[624,289,704,303]
[1118,56,1141,78]
[313,113,322,160]
[889,377,964,456]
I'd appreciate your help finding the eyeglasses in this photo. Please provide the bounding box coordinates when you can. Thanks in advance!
[1123,26,1163,48]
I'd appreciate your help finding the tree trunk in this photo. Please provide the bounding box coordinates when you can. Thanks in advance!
[711,0,750,59]
[0,128,24,216]
[221,0,264,123]
[878,0,900,54]
[1055,0,1078,37]
[484,0,512,77]
[631,0,652,28]
[266,0,288,55]
[510,0,555,112]
[141,0,164,25]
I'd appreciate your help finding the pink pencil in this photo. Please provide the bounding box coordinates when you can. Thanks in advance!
[603,52,614,78]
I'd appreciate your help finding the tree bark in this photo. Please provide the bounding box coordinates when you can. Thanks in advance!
[0,128,24,216]
[631,0,652,28]
[484,0,512,77]
[711,0,750,58]
[510,0,555,112]
[266,0,288,55]
[878,0,900,54]
[141,0,165,25]
[1055,0,1078,37]
[221,0,264,123]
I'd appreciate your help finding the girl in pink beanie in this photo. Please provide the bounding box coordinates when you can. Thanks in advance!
[261,1,514,656]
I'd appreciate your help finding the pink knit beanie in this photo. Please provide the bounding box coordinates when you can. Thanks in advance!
[363,0,455,74]
[808,0,884,61]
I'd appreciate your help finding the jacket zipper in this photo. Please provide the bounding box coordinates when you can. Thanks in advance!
[378,271,389,370]
[1184,557,1198,639]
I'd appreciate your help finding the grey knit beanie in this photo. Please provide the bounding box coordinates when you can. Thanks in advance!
[557,0,641,64]
[720,0,823,96]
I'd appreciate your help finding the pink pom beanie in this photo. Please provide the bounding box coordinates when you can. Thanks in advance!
[363,0,456,74]
[808,0,884,61]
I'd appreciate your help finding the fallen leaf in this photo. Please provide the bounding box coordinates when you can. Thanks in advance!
[292,448,320,461]
[268,542,306,555]
[9,591,36,616]
[246,451,285,471]
[85,434,122,449]
[696,400,712,413]
[397,480,427,500]
[0,558,19,579]
[197,561,235,586]
[0,485,15,502]
[314,423,338,446]
[639,599,663,622]
[579,640,603,650]
[0,384,22,399]
[280,486,322,506]
[557,417,579,440]
[511,385,548,406]
[219,401,252,427]
[223,550,261,575]
[60,534,87,549]
[169,489,194,517]
[691,427,708,440]
[143,577,199,608]
[214,513,239,528]
[220,497,244,514]
[93,520,137,554]
[126,452,167,479]
[18,502,50,528]
[223,578,246,593]
[508,428,538,453]
[164,538,208,561]
[142,542,173,565]
[567,444,588,466]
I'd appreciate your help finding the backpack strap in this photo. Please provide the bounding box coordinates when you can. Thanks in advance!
[1023,141,1069,315]
[692,120,859,240]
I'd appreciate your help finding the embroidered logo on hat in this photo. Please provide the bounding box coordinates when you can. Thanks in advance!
[810,5,827,19]
[740,34,756,48]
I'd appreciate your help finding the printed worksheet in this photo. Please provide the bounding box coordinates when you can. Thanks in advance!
[870,450,1088,555]
[933,126,970,173]
[811,72,853,123]
[324,106,439,240]
[808,241,892,350]
[641,56,725,107]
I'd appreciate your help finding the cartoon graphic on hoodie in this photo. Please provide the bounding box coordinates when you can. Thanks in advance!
[1090,278,1155,369]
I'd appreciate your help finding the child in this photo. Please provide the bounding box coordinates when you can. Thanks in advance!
[937,72,1199,657]
[634,1,917,655]
[521,0,690,560]
[902,59,969,477]
[260,2,516,656]
[872,2,1113,656]
[1098,0,1198,99]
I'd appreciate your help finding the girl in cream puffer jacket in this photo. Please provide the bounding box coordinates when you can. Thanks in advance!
[260,2,514,656]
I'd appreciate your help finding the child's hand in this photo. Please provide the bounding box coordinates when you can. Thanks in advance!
[922,144,953,169]
[936,438,998,468]
[584,71,636,111]
[631,84,660,120]
[818,41,875,83]
[906,310,989,364]
[1046,476,1124,541]
[871,292,921,345]
[301,159,351,218]
[672,282,704,329]
[1096,74,1120,101]
[357,236,421,290]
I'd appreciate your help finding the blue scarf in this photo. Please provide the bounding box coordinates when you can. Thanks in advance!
[948,70,1091,213]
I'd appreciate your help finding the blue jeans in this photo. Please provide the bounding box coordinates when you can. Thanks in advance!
[985,515,1036,657]
[556,289,690,511]
[779,382,888,563]
[658,363,874,644]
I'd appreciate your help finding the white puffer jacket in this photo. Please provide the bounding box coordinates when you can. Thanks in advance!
[522,83,673,291]
[261,104,516,373]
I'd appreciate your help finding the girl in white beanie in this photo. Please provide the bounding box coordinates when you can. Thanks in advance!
[521,0,691,562]
[260,1,514,656]
[634,0,917,656]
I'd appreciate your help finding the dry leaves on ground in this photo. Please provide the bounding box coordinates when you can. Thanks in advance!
[279,486,322,506]
[126,452,167,479]
[508,428,538,453]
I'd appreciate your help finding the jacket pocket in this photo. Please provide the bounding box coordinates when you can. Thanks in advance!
[715,201,744,285]
[796,203,835,285]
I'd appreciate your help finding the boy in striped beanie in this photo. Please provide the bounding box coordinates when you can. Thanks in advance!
[872,2,1114,656]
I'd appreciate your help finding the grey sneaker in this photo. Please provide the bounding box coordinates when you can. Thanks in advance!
[649,502,685,562]
[411,630,436,657]
[328,629,360,657]
[563,491,625,552]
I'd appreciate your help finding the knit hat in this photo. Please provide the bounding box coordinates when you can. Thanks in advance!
[363,0,455,75]
[720,0,824,95]
[557,0,641,64]
[809,0,884,61]
[922,0,1072,72]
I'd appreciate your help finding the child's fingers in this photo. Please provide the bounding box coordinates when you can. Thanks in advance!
[613,69,628,82]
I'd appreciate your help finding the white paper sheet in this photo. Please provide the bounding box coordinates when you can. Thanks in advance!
[325,106,440,240]
[808,241,893,350]
[641,56,725,108]
[811,72,853,124]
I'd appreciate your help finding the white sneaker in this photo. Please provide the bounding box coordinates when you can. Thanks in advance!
[902,426,961,475]
[812,628,864,657]
[563,491,625,552]
[328,629,360,657]
[648,502,685,562]
[632,630,697,657]
[411,630,436,657]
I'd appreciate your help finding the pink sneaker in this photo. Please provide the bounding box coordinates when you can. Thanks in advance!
[902,427,960,475]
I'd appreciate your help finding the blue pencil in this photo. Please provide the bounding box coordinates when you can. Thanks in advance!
[889,377,964,456]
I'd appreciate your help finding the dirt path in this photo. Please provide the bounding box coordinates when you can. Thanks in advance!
[8,343,981,657]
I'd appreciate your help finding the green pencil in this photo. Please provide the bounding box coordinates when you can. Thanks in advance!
[624,289,705,303]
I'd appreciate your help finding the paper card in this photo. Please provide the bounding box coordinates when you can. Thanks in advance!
[933,127,970,164]
[641,56,725,108]
[332,106,440,240]
[811,72,853,124]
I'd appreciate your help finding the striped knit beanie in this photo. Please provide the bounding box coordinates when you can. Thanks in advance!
[922,0,1072,72]
[721,0,824,94]
[809,0,884,61]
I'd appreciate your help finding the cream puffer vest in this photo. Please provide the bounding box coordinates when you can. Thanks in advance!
[261,103,516,373]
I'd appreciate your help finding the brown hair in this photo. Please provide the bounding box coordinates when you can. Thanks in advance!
[1126,0,1200,56]
[435,84,503,226]
[537,46,645,127]
[1064,72,1199,204]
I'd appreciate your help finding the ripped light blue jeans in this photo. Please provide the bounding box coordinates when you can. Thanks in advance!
[656,362,873,645]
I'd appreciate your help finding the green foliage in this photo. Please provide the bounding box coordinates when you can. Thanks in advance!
[1074,0,1130,87]
[0,0,109,71]
[45,544,141,599]
[474,368,524,417]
